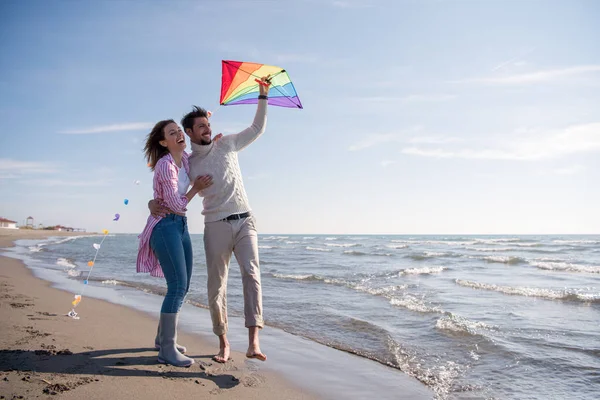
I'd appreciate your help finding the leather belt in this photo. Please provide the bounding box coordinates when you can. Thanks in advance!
[222,211,251,221]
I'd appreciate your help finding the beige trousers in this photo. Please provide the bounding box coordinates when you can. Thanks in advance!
[204,215,263,336]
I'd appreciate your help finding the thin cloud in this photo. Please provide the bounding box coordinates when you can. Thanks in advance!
[553,165,586,175]
[0,159,57,174]
[354,94,456,103]
[59,122,153,134]
[401,123,600,161]
[490,47,535,72]
[407,136,462,144]
[349,133,403,151]
[380,160,396,167]
[457,65,600,85]
[22,179,112,187]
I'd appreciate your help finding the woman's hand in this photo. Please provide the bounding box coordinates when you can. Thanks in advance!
[192,174,213,192]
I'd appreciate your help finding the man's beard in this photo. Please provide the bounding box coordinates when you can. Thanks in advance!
[200,137,211,145]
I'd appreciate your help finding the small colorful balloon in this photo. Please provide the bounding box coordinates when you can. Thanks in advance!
[93,243,101,250]
[113,213,120,221]
[124,199,129,205]
[72,295,81,306]
[84,280,88,285]
[87,261,94,267]
[102,229,109,235]
[134,180,140,185]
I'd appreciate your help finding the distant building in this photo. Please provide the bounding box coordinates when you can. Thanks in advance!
[52,225,74,232]
[0,217,18,229]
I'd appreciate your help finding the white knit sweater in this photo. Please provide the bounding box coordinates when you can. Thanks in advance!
[188,99,267,223]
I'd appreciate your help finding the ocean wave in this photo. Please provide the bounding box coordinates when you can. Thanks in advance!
[343,250,367,256]
[258,245,280,249]
[325,243,361,247]
[401,266,447,275]
[391,239,475,246]
[530,261,600,274]
[464,246,515,252]
[325,237,338,240]
[67,269,81,277]
[262,236,289,240]
[271,273,319,281]
[553,239,600,245]
[482,255,526,265]
[390,295,442,313]
[101,279,121,285]
[455,279,600,302]
[406,252,456,261]
[56,257,77,269]
[28,245,47,252]
[474,238,522,244]
[435,314,497,336]
[285,240,300,244]
[386,244,409,249]
[512,243,543,247]
[305,246,332,252]
[302,236,315,240]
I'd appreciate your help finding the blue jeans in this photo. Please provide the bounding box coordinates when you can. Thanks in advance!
[150,214,193,313]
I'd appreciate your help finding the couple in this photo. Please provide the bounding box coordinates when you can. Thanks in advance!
[136,77,270,367]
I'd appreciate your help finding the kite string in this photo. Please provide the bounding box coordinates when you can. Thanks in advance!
[76,233,108,303]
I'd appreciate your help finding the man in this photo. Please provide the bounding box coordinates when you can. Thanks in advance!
[150,77,270,363]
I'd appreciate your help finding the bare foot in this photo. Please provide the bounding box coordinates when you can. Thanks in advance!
[212,335,230,363]
[246,345,267,362]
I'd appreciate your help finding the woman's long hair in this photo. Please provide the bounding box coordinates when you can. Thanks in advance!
[144,119,175,171]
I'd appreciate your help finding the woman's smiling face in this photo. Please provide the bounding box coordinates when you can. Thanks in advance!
[160,122,186,153]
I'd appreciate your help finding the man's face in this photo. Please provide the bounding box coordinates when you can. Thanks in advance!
[186,117,212,145]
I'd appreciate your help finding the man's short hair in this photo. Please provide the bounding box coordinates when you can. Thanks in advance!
[181,106,209,132]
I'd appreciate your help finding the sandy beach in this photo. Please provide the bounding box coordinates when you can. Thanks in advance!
[0,229,319,400]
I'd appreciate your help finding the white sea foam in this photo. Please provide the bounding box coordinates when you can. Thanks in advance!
[343,250,367,256]
[455,279,600,302]
[101,279,120,285]
[402,266,447,275]
[474,238,521,244]
[326,243,360,247]
[56,257,77,269]
[305,246,332,252]
[482,255,525,264]
[390,295,441,313]
[469,350,480,361]
[67,269,81,277]
[465,246,515,252]
[387,244,409,249]
[391,239,475,246]
[435,314,497,336]
[272,273,315,280]
[531,261,600,274]
[553,239,599,245]
[325,237,338,240]
[258,245,280,249]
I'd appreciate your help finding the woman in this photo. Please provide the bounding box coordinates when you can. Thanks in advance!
[136,119,212,367]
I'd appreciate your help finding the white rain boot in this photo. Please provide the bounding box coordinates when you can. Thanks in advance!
[157,313,194,367]
[155,319,187,353]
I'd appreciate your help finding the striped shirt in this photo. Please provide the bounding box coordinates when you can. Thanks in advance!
[136,152,190,278]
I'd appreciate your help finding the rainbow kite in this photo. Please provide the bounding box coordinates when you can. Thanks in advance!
[220,60,303,109]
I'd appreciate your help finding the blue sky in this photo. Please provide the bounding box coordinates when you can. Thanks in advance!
[1,0,599,234]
